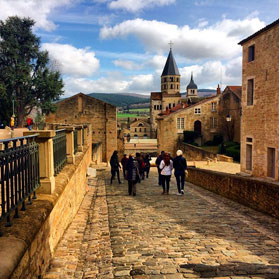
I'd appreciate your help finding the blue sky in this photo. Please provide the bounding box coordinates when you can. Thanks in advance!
[1,0,278,96]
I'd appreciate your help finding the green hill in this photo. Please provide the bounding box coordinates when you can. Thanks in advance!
[88,93,149,107]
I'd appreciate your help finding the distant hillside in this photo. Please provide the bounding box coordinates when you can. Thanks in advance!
[88,93,149,107]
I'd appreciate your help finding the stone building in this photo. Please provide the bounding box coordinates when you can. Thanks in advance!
[219,86,242,143]
[150,48,181,131]
[129,119,151,139]
[45,93,117,163]
[239,19,279,180]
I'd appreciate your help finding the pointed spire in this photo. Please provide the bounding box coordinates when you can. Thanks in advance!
[187,72,197,90]
[161,49,180,76]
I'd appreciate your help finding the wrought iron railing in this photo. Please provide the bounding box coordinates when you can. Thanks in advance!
[53,129,66,175]
[74,129,78,154]
[0,135,40,236]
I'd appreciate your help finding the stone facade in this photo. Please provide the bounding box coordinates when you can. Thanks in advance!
[157,95,221,156]
[46,93,117,162]
[239,20,279,180]
[129,119,151,139]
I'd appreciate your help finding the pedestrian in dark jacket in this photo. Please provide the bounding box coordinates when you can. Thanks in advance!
[110,150,122,184]
[155,151,164,186]
[121,154,129,179]
[144,154,151,178]
[126,153,139,196]
[136,153,145,181]
[173,150,187,195]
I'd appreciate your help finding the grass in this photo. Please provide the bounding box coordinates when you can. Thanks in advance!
[117,113,139,118]
[128,108,150,112]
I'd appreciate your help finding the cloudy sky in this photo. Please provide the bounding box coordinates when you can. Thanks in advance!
[1,0,278,96]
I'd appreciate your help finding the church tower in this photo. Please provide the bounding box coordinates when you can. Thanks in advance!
[186,72,198,97]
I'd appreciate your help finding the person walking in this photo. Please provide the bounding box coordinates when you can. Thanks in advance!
[27,117,33,131]
[126,153,139,196]
[110,150,122,184]
[173,150,187,195]
[144,153,151,178]
[136,153,145,181]
[121,154,129,179]
[155,151,164,186]
[159,153,173,195]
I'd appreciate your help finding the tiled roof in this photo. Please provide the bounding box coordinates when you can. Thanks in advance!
[151,92,162,100]
[239,19,279,45]
[161,49,180,76]
[226,86,242,99]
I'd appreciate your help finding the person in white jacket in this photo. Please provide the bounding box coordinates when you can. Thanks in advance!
[159,153,173,194]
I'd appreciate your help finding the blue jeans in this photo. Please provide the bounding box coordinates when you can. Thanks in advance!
[175,171,185,193]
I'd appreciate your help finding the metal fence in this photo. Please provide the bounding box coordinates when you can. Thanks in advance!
[0,135,40,236]
[53,129,67,175]
[74,129,78,154]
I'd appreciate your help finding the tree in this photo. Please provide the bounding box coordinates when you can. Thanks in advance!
[0,16,64,127]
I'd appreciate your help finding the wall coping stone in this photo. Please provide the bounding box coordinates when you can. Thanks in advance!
[23,130,55,138]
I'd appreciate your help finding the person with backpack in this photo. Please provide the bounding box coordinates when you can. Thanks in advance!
[126,153,139,196]
[155,151,164,186]
[144,153,151,178]
[159,153,173,195]
[110,150,122,184]
[173,150,187,195]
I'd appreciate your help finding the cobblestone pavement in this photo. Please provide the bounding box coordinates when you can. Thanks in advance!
[44,169,279,279]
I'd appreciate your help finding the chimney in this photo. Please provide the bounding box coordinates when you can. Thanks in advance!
[217,84,221,95]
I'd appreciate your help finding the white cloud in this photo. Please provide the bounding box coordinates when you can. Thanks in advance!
[100,17,265,60]
[42,43,100,77]
[0,0,74,31]
[108,0,176,12]
[114,59,142,70]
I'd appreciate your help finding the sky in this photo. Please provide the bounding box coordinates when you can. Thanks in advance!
[0,0,278,97]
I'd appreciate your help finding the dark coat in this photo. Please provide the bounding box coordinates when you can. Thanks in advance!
[173,155,187,174]
[110,154,120,171]
[126,157,139,181]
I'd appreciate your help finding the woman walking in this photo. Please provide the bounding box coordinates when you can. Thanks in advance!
[159,153,173,194]
[110,151,122,184]
[126,153,139,196]
[173,150,187,195]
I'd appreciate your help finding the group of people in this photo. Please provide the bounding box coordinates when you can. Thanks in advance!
[109,150,187,197]
[155,150,187,195]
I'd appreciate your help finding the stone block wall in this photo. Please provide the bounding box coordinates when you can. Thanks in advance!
[178,143,217,161]
[187,167,279,219]
[0,144,91,279]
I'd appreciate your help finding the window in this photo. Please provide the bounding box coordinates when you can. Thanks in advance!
[177,118,185,130]
[247,79,254,106]
[248,45,255,62]
[191,89,195,94]
[176,78,179,82]
[144,128,146,132]
[267,147,275,178]
[154,105,156,110]
[169,103,171,109]
[135,128,137,132]
[138,123,143,127]
[170,77,174,82]
[173,103,175,107]
[246,144,252,171]
[211,102,217,112]
[177,85,179,89]
[164,84,167,89]
[210,117,218,129]
[160,105,162,110]
[139,128,142,132]
[246,137,253,143]
[170,84,174,89]
[164,77,167,82]
[195,107,201,114]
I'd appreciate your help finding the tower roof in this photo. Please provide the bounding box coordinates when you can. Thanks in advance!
[161,49,180,76]
[187,73,197,90]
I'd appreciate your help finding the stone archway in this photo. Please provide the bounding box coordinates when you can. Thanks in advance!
[194,120,201,135]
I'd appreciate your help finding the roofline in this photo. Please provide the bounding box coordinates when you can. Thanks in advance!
[238,19,279,45]
[222,86,241,100]
[56,92,117,107]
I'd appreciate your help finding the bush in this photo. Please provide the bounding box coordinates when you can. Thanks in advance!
[225,145,240,162]
[183,130,200,144]
[204,140,215,146]
[224,141,240,148]
[213,134,223,145]
[191,142,199,147]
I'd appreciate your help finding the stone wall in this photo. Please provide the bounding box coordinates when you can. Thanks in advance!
[178,142,217,161]
[187,167,279,219]
[0,145,91,279]
[46,93,117,162]
[240,24,279,180]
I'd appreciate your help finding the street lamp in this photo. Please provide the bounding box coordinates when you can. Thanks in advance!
[226,114,232,122]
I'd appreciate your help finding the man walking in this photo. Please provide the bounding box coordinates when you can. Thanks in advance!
[173,150,187,195]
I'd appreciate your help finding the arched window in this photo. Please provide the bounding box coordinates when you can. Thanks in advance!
[134,134,138,139]
[194,120,202,135]
[170,84,174,89]
[138,123,143,127]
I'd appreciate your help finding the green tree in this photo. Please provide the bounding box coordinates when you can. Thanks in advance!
[0,16,64,127]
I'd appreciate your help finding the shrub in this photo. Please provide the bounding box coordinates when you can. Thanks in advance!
[204,140,215,146]
[226,145,240,162]
[213,134,223,145]
[183,130,200,144]
[224,141,240,148]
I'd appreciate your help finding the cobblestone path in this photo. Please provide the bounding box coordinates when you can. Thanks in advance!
[44,169,279,279]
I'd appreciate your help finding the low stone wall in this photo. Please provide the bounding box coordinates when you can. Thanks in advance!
[178,142,216,161]
[0,145,91,279]
[187,167,279,219]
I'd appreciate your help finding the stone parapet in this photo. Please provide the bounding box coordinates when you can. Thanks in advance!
[0,145,91,279]
[187,167,279,219]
